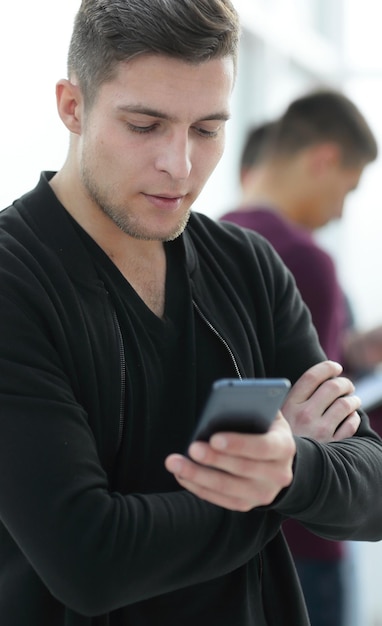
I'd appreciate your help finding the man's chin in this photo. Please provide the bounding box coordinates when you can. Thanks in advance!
[107,204,192,242]
[148,213,191,242]
[124,220,190,243]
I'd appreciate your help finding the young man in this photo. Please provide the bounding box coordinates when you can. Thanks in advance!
[220,91,380,626]
[0,3,379,625]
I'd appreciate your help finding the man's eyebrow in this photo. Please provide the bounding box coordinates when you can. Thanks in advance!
[116,104,231,122]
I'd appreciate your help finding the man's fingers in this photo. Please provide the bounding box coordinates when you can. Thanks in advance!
[331,412,361,441]
[283,373,356,424]
[323,393,361,423]
[284,360,343,405]
[165,417,296,512]
[166,452,293,512]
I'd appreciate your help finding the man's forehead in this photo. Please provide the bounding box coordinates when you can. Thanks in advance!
[102,54,234,119]
[116,103,231,123]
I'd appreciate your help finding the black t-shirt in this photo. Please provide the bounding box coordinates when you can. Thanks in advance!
[70,222,236,493]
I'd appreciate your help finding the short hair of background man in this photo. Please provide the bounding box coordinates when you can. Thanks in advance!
[240,121,278,171]
[268,90,378,167]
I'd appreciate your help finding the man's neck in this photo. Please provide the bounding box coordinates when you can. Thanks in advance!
[49,169,168,318]
[240,165,308,226]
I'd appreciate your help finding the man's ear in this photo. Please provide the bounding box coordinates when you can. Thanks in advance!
[55,79,84,135]
[308,142,341,175]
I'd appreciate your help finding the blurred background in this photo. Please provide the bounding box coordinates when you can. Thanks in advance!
[1,1,382,623]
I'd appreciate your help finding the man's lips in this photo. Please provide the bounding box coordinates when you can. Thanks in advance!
[143,193,186,211]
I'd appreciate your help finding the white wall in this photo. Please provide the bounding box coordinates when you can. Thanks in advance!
[0,1,79,207]
[338,1,382,331]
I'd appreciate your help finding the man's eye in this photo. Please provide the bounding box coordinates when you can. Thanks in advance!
[127,123,157,134]
[194,126,220,138]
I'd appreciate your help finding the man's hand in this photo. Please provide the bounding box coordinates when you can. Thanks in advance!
[165,413,296,512]
[165,361,360,512]
[282,360,361,442]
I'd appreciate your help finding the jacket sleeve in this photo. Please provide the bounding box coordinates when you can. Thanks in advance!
[273,424,382,542]
[286,242,346,361]
[270,246,382,541]
[188,216,382,549]
[245,229,382,542]
[0,287,280,617]
[261,235,382,539]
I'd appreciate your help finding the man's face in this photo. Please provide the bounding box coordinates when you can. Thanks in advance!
[76,54,234,241]
[310,162,364,230]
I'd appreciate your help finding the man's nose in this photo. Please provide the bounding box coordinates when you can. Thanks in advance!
[155,130,192,180]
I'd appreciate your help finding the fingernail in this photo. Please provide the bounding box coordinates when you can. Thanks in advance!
[169,458,183,473]
[211,435,227,450]
[189,443,206,461]
[329,360,343,371]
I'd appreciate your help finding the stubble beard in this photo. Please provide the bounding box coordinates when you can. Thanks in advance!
[81,164,191,242]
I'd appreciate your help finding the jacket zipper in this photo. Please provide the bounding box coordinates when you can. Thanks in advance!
[111,307,126,451]
[111,299,242,451]
[192,299,243,379]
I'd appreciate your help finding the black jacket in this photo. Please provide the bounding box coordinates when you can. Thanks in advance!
[1,173,382,625]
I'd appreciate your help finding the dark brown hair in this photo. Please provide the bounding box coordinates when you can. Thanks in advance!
[240,121,278,171]
[68,0,240,106]
[267,89,378,166]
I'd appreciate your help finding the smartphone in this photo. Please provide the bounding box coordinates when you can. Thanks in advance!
[191,378,291,442]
